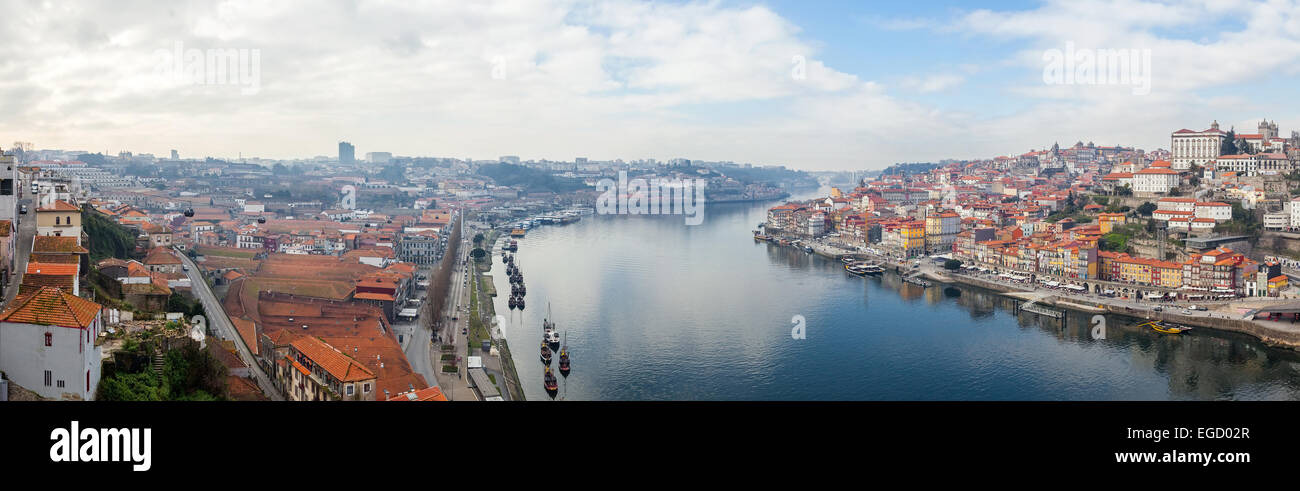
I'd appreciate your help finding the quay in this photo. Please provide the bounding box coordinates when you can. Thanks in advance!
[755,234,1300,350]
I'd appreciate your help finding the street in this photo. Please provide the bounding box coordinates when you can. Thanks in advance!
[178,251,285,401]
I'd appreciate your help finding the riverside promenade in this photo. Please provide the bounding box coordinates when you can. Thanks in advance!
[763,235,1300,350]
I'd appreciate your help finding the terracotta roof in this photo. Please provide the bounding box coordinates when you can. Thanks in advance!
[290,335,376,383]
[26,263,78,276]
[20,273,75,293]
[143,247,181,265]
[37,200,80,212]
[0,286,101,328]
[32,236,87,254]
[387,386,448,401]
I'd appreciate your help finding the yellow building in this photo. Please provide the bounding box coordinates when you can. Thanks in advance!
[35,200,82,238]
[1098,212,1126,234]
[901,221,926,258]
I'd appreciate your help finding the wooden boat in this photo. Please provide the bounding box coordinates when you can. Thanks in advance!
[1143,320,1191,334]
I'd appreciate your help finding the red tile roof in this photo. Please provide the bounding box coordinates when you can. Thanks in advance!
[33,236,87,254]
[291,335,376,383]
[0,286,102,328]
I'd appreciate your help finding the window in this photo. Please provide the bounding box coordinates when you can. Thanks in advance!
[44,332,51,347]
[44,370,52,386]
[346,384,354,396]
[56,380,65,388]
[363,383,371,393]
[55,216,60,225]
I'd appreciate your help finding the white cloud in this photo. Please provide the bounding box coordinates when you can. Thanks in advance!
[0,0,1296,170]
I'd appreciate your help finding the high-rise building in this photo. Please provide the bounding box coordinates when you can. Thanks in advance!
[170,149,179,159]
[339,141,356,164]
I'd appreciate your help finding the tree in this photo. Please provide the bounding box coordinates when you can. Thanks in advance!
[472,233,485,246]
[1221,129,1239,155]
[943,259,962,270]
[470,247,486,262]
[1116,185,1133,196]
[1136,202,1157,216]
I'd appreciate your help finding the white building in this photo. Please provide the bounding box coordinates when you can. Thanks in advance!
[1156,197,1196,213]
[0,287,104,400]
[1264,212,1289,231]
[1171,121,1227,170]
[1194,202,1232,222]
[1133,167,1180,194]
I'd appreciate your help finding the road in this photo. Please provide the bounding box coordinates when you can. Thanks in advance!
[5,175,35,304]
[400,266,442,395]
[431,213,478,401]
[178,251,284,401]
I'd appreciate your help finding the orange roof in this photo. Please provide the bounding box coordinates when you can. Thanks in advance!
[354,292,396,301]
[143,247,182,265]
[290,335,376,383]
[37,200,80,212]
[26,263,78,276]
[33,236,87,254]
[0,286,102,328]
[387,386,448,401]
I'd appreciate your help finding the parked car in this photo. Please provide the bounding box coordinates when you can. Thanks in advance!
[1153,306,1163,312]
[1182,309,1192,315]
[18,204,26,214]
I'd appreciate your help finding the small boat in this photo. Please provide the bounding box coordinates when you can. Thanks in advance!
[546,329,560,350]
[540,341,552,364]
[1143,320,1191,334]
[511,228,527,237]
[841,257,856,264]
[859,263,884,275]
[803,246,814,253]
[558,343,570,376]
[543,366,559,394]
[753,232,771,241]
[517,296,525,310]
[508,296,518,310]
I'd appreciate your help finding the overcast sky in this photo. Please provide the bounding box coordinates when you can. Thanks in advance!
[3,0,1299,170]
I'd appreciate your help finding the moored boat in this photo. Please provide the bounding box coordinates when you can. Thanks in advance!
[1143,320,1191,334]
[558,339,570,376]
[544,366,559,394]
[541,341,552,364]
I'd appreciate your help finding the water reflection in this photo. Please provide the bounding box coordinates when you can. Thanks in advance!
[491,189,1300,401]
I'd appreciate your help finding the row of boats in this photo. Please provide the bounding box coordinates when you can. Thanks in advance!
[505,254,526,310]
[539,304,570,396]
[754,231,815,253]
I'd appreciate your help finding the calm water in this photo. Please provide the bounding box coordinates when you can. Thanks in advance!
[489,189,1300,401]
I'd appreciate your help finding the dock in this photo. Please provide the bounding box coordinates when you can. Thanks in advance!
[1019,302,1064,318]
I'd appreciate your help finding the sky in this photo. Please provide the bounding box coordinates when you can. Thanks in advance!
[2,0,1299,170]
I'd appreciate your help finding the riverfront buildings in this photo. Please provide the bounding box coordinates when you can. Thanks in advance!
[765,118,1300,298]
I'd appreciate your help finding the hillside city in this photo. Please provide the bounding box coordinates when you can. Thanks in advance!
[765,120,1300,309]
[0,143,796,401]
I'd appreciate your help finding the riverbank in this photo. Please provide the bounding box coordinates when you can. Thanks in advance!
[479,229,524,401]
[936,269,1300,351]
[759,234,1300,351]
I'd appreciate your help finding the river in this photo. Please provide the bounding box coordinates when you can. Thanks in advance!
[488,188,1300,400]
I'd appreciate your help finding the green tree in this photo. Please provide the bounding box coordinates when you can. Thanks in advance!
[943,259,962,270]
[472,233,485,246]
[96,371,165,401]
[1136,202,1157,216]
[470,247,487,262]
[1221,129,1239,155]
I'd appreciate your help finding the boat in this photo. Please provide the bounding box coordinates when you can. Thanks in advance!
[753,232,771,241]
[543,366,559,394]
[859,263,884,275]
[1143,320,1191,334]
[508,296,518,310]
[504,240,518,252]
[803,246,814,253]
[517,296,525,310]
[841,257,856,264]
[540,341,552,364]
[543,304,560,349]
[558,335,570,377]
